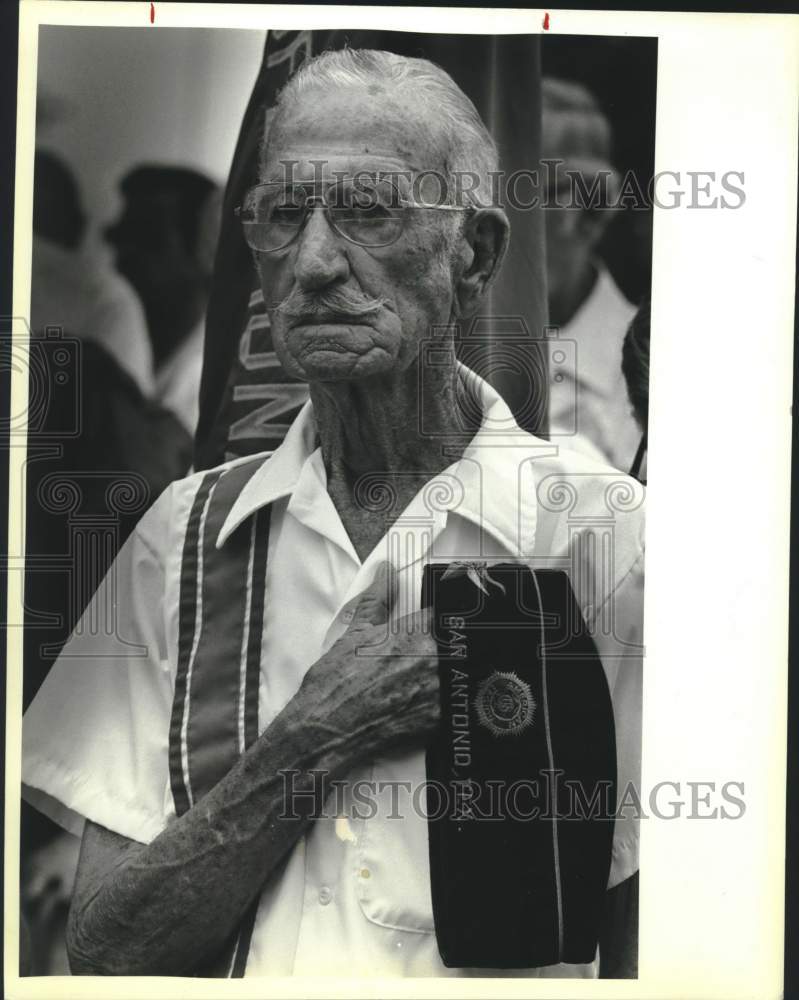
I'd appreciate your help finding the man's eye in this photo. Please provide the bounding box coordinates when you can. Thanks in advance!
[270,204,305,225]
[352,187,377,206]
[338,188,392,220]
[350,201,391,220]
[339,182,391,211]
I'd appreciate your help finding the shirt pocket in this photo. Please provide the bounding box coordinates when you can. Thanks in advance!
[355,750,435,934]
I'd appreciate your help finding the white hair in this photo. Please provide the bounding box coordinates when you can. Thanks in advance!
[262,48,499,207]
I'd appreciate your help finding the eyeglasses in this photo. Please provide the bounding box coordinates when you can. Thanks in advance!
[235,175,471,253]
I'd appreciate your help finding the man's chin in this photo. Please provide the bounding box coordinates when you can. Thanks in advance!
[291,347,397,382]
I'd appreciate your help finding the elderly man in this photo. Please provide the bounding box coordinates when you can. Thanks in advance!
[22,50,644,979]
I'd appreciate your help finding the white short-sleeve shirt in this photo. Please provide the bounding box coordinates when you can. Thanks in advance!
[22,367,645,978]
[548,264,641,473]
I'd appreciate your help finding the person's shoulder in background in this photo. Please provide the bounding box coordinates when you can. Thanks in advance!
[548,429,611,467]
[31,235,156,397]
[531,437,645,583]
[84,262,155,398]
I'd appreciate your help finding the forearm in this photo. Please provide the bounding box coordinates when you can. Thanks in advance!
[67,684,381,976]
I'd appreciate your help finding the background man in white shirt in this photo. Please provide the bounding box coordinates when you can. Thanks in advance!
[541,78,642,472]
[23,49,644,979]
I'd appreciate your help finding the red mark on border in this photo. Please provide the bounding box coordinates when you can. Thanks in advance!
[150,2,155,23]
[543,12,550,30]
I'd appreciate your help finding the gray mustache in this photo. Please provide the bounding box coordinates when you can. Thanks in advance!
[272,286,387,318]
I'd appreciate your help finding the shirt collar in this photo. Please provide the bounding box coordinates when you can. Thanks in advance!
[216,364,555,554]
[216,397,317,547]
[443,365,554,557]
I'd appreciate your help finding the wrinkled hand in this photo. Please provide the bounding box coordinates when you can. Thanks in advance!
[299,563,440,756]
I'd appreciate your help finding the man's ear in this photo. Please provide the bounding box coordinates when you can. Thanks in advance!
[455,207,510,318]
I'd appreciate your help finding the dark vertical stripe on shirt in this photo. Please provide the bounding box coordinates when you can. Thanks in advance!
[244,504,271,750]
[170,456,270,978]
[169,471,222,818]
[185,458,267,803]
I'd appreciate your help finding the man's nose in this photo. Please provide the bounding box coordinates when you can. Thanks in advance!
[293,207,349,291]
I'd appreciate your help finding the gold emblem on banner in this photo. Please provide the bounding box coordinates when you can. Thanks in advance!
[475,671,535,737]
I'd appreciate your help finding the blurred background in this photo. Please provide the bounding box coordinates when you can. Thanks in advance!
[541,34,657,307]
[36,27,266,241]
[35,28,655,301]
[22,26,654,975]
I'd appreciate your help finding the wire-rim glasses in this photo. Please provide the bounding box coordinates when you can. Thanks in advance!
[236,175,472,253]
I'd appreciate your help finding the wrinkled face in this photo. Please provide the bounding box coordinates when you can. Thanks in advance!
[256,87,466,383]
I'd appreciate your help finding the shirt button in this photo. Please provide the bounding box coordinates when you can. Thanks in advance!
[318,886,333,905]
[340,609,354,624]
